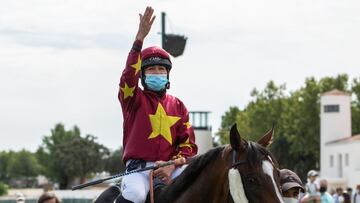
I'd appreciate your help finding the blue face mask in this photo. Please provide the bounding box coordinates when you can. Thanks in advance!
[145,74,168,91]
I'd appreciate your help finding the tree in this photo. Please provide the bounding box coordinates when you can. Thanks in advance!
[216,106,241,144]
[104,148,126,175]
[0,150,41,187]
[243,81,287,141]
[351,77,360,135]
[6,150,42,179]
[0,152,10,182]
[240,81,289,167]
[216,74,355,181]
[0,182,8,196]
[318,74,349,92]
[280,77,321,179]
[37,123,110,189]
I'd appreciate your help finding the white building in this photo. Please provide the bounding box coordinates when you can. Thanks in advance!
[189,111,213,154]
[320,89,360,190]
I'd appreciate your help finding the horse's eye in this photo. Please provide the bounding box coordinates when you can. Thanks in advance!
[246,177,257,184]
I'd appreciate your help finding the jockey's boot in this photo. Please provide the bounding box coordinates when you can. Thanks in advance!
[115,195,134,203]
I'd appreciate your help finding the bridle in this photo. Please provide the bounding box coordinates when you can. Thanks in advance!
[231,146,277,169]
[229,148,283,203]
[231,150,247,168]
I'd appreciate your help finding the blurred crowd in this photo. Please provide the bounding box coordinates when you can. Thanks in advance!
[14,192,60,203]
[280,169,360,203]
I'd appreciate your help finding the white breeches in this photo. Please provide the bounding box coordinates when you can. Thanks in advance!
[120,160,186,203]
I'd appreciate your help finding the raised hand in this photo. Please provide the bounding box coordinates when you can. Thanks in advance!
[136,6,156,42]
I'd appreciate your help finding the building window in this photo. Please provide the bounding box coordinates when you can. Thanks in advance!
[330,155,334,167]
[324,105,340,113]
[345,154,349,166]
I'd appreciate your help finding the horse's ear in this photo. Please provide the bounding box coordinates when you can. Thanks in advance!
[257,125,274,147]
[230,124,245,151]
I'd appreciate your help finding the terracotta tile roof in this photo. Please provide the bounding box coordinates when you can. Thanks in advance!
[321,89,351,96]
[326,134,360,145]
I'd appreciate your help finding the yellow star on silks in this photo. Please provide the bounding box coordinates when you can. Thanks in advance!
[148,103,181,145]
[120,83,135,99]
[184,122,191,129]
[179,138,192,149]
[130,55,141,75]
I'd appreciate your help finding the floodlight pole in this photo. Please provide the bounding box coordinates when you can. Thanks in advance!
[161,12,166,48]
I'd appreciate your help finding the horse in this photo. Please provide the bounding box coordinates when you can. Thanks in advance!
[95,124,284,203]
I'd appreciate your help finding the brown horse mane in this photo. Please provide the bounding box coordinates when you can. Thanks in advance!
[158,146,225,201]
[245,141,278,168]
[157,141,277,202]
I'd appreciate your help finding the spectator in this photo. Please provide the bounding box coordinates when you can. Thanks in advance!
[333,187,344,203]
[342,192,350,203]
[280,169,305,203]
[37,192,61,203]
[319,179,334,203]
[354,185,360,203]
[346,188,352,202]
[15,192,25,203]
[301,170,320,203]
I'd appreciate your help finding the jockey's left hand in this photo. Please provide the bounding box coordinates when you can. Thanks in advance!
[153,161,175,184]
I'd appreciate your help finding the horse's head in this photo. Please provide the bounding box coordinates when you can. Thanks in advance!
[228,124,283,203]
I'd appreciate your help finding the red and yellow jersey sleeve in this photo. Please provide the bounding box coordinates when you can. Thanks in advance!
[172,103,198,159]
[118,40,143,112]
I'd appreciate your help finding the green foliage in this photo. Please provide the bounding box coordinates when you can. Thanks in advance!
[245,81,287,141]
[0,182,8,196]
[104,148,126,175]
[36,123,110,189]
[351,77,360,135]
[215,106,241,144]
[318,74,348,92]
[351,106,360,135]
[6,150,42,179]
[216,74,358,180]
[0,150,41,187]
[352,77,360,101]
[0,152,11,182]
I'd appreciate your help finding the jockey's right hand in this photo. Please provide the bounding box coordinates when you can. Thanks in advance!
[153,160,175,184]
[135,6,156,42]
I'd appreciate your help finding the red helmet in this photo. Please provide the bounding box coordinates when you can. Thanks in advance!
[140,46,172,91]
[141,46,172,70]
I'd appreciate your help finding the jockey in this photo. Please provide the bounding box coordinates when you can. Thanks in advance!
[115,6,197,203]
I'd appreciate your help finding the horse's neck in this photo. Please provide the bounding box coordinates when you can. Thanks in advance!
[175,159,232,203]
[155,147,234,203]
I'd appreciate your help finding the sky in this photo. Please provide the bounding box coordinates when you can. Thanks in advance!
[1,0,360,152]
